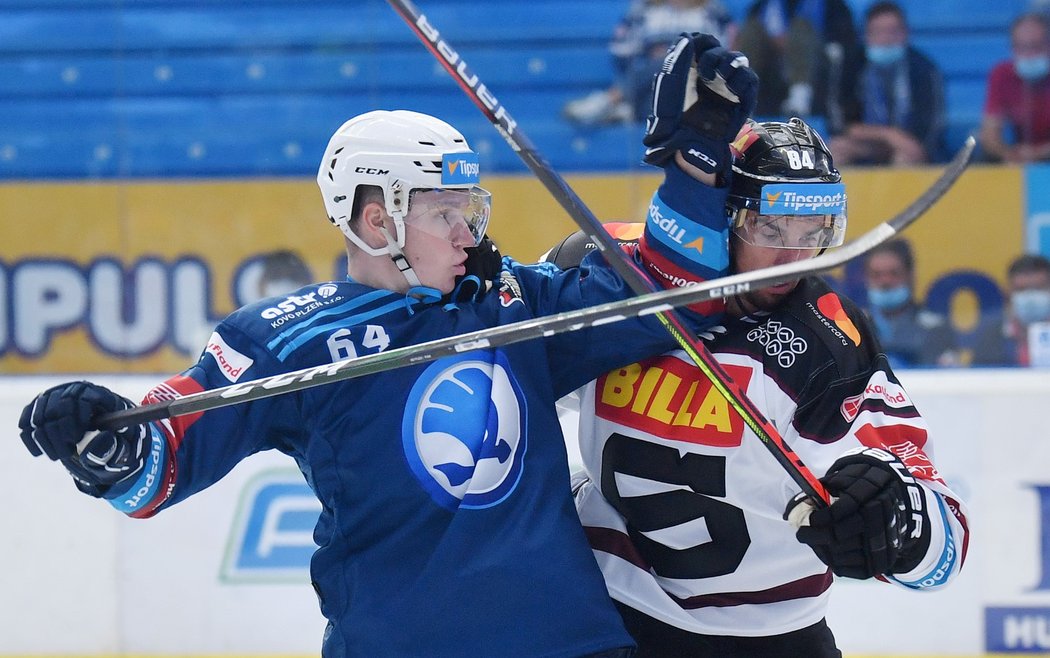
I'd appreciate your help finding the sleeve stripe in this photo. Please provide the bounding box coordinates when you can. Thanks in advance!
[107,424,174,517]
[890,494,960,590]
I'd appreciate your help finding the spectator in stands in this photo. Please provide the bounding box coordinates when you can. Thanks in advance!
[979,13,1050,163]
[256,249,312,300]
[733,0,862,123]
[829,1,945,165]
[972,254,1050,365]
[562,0,734,126]
[862,239,960,367]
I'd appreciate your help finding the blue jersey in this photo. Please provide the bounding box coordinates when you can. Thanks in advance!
[108,253,689,657]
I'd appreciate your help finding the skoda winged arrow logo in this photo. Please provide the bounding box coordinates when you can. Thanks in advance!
[402,352,527,509]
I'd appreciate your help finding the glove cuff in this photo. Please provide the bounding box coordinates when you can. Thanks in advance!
[831,446,931,573]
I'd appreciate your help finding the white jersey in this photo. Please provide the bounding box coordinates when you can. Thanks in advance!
[570,277,969,637]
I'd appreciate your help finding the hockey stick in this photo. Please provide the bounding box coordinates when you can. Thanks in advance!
[389,0,825,506]
[99,7,974,512]
[95,135,973,433]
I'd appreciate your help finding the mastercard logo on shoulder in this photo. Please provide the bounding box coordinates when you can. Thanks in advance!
[816,293,861,346]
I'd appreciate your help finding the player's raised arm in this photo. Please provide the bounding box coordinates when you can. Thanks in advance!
[643,33,758,186]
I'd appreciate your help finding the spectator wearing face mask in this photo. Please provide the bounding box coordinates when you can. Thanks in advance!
[979,13,1050,163]
[829,1,945,165]
[973,254,1050,366]
[562,0,735,125]
[862,239,960,368]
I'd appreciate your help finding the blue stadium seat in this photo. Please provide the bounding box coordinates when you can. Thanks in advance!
[912,34,1010,80]
[0,0,1032,178]
[900,0,1026,32]
[0,0,634,177]
[0,90,651,178]
[0,45,615,99]
[944,78,988,124]
[0,1,622,52]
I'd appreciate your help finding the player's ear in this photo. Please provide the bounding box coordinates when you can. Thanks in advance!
[357,200,390,251]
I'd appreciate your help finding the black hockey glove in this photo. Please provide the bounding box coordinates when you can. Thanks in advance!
[19,381,148,498]
[785,446,930,580]
[444,235,503,304]
[643,32,758,178]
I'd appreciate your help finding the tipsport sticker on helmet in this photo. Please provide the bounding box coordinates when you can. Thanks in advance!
[441,152,481,185]
[760,183,846,215]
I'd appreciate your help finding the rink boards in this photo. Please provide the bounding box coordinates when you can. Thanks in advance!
[1,369,1049,656]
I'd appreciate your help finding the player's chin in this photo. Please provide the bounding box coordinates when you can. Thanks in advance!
[437,275,459,295]
[753,281,797,308]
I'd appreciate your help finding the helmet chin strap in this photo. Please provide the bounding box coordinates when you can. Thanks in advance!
[379,225,423,289]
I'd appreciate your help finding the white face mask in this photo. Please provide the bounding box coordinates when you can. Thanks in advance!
[1015,54,1050,80]
[1012,289,1050,324]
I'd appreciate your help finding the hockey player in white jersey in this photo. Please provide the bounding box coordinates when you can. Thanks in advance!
[548,66,969,655]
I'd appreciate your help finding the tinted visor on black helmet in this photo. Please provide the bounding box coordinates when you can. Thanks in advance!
[729,182,847,249]
[728,118,846,250]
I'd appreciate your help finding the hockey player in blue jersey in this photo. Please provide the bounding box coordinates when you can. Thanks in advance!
[17,35,759,657]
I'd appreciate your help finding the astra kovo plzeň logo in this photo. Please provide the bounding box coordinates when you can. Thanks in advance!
[221,469,320,582]
[760,183,847,216]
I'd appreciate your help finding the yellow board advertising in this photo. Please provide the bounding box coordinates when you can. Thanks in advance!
[0,165,1024,373]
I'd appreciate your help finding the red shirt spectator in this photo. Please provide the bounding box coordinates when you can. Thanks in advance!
[980,13,1050,162]
[984,61,1050,146]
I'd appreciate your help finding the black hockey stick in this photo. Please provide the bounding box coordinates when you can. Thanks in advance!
[389,0,885,507]
[100,6,973,512]
[95,135,974,433]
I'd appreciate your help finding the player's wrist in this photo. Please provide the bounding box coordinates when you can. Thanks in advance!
[676,138,731,179]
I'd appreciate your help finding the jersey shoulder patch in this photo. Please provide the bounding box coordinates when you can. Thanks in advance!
[716,278,879,397]
[785,278,879,366]
[226,281,402,363]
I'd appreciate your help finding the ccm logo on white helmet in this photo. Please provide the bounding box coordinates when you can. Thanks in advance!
[354,167,390,176]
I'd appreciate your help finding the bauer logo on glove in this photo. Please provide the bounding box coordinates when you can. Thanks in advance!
[785,446,931,580]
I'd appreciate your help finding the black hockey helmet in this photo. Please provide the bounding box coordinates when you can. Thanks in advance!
[727,118,846,250]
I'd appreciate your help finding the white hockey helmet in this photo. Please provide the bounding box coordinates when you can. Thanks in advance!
[317,109,491,257]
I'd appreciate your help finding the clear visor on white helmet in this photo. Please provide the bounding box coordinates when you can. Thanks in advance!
[730,182,847,250]
[401,186,492,247]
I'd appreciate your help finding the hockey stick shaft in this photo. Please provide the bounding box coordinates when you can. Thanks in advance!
[96,136,973,432]
[390,0,829,503]
[390,0,975,505]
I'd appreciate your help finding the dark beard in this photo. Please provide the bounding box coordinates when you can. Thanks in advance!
[730,290,771,317]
